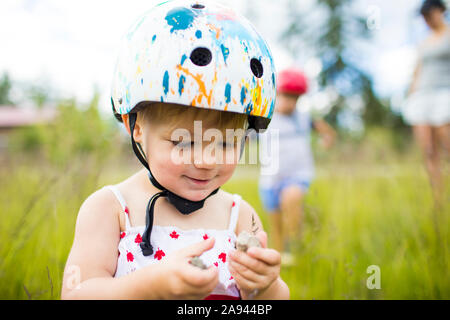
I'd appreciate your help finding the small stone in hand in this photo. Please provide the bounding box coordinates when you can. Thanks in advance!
[190,256,207,269]
[236,231,261,252]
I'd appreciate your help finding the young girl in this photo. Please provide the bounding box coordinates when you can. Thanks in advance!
[61,0,289,300]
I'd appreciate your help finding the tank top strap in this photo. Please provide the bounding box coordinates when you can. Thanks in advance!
[105,185,131,230]
[228,194,242,233]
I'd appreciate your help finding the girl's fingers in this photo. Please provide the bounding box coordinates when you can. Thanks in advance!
[255,231,268,248]
[229,259,266,284]
[181,237,215,258]
[183,264,219,287]
[246,247,281,267]
[229,249,268,275]
[229,263,259,292]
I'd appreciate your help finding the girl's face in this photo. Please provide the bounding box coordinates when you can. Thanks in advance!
[125,105,245,202]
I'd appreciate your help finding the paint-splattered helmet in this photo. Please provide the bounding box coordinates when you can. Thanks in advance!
[111,0,276,131]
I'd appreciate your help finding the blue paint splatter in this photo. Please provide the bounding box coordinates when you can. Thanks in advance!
[180,54,188,66]
[245,103,253,114]
[178,75,186,96]
[240,87,247,105]
[272,72,275,86]
[268,99,275,117]
[224,83,231,103]
[126,85,131,104]
[152,34,156,42]
[161,96,164,102]
[204,15,273,68]
[220,44,229,64]
[163,71,169,95]
[141,78,143,85]
[195,30,202,39]
[165,7,196,33]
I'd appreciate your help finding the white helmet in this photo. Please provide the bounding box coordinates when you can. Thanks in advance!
[111,0,276,131]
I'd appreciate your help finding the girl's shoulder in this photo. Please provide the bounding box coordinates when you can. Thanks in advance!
[74,186,122,237]
[81,186,122,214]
[233,195,263,235]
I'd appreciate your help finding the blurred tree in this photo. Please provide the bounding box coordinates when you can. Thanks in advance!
[0,72,14,105]
[280,0,407,132]
[27,83,51,108]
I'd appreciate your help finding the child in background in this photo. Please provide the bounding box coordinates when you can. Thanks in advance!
[259,68,336,264]
[61,0,289,300]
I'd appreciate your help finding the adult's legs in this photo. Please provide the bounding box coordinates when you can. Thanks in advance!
[413,125,442,205]
[434,123,450,206]
[435,123,450,160]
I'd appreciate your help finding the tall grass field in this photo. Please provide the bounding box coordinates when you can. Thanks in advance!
[0,139,448,299]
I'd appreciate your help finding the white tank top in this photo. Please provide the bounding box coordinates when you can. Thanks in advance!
[105,185,242,300]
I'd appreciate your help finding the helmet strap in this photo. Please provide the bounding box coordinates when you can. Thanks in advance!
[128,112,219,256]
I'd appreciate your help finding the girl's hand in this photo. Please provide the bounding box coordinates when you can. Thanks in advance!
[228,231,281,299]
[158,237,219,299]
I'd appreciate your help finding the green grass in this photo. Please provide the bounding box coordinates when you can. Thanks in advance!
[0,150,448,299]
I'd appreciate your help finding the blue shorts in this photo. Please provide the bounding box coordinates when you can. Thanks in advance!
[259,177,310,212]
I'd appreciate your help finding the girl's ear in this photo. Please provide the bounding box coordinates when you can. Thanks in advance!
[121,113,144,143]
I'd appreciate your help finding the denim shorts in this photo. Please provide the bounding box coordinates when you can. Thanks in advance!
[259,177,310,213]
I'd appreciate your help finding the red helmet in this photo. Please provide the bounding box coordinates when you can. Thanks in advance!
[277,68,308,95]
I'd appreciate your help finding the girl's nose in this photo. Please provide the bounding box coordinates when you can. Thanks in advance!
[193,144,219,169]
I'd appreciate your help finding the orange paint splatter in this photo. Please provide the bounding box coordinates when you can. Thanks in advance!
[249,79,263,115]
[177,64,217,107]
[207,23,221,39]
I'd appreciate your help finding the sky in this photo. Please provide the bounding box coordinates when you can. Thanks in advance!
[0,0,443,116]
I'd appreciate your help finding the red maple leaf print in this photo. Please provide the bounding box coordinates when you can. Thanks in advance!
[228,237,231,243]
[232,201,235,207]
[154,248,165,260]
[135,233,142,244]
[218,252,226,263]
[229,276,233,280]
[214,262,218,267]
[203,234,209,240]
[124,206,129,215]
[170,231,179,239]
[120,232,126,239]
[126,251,134,262]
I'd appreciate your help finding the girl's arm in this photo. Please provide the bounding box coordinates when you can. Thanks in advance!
[232,200,290,300]
[61,188,164,299]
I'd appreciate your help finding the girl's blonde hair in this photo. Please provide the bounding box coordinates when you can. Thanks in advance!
[136,102,249,132]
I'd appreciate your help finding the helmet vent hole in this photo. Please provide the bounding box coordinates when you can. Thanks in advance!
[250,58,264,78]
[191,3,205,9]
[190,47,212,66]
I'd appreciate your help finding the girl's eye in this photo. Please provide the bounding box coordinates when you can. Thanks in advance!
[172,140,194,148]
[222,142,236,148]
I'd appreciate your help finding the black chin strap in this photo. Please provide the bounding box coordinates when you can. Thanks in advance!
[129,112,219,256]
